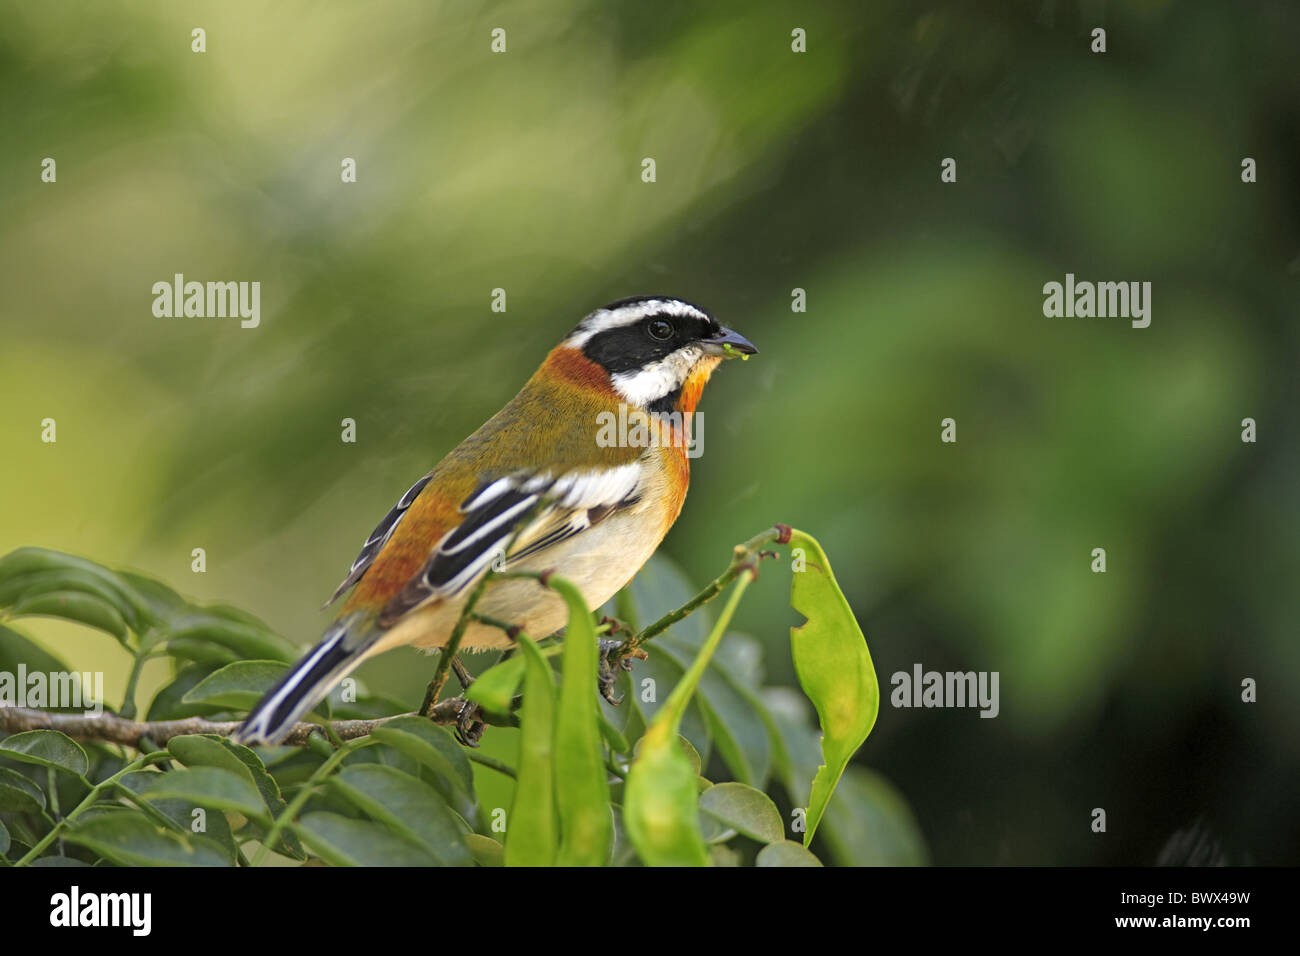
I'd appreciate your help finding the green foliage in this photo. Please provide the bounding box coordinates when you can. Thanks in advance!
[549,577,613,865]
[624,570,755,865]
[0,537,924,866]
[504,637,558,866]
[787,531,880,844]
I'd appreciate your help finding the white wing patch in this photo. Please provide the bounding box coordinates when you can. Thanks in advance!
[378,464,644,625]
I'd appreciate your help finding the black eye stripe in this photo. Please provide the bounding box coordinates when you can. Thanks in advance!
[583,314,715,373]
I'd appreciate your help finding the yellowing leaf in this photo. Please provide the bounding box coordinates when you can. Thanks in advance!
[787,529,878,845]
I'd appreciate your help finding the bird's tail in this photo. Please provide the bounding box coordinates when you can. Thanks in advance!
[231,614,377,746]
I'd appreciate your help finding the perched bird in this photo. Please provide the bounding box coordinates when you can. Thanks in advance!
[232,296,756,745]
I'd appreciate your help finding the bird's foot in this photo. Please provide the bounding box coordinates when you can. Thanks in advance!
[453,697,488,747]
[597,638,647,706]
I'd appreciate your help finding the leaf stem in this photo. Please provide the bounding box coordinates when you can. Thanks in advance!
[252,736,381,866]
[13,753,163,866]
[618,525,786,661]
[466,751,517,778]
[657,571,754,734]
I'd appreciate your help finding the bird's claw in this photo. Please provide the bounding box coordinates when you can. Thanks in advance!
[453,697,487,747]
[597,638,645,706]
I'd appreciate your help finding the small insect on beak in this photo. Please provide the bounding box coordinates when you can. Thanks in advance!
[704,325,758,360]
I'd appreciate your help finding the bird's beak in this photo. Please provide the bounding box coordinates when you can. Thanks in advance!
[703,325,758,359]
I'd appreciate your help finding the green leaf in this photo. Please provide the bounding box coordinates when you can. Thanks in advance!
[624,573,753,866]
[64,815,231,866]
[711,631,764,689]
[605,558,714,757]
[623,721,708,866]
[369,717,476,822]
[163,615,297,664]
[9,591,128,644]
[0,730,88,778]
[710,844,743,866]
[145,664,226,721]
[657,633,772,785]
[116,571,186,621]
[293,812,443,866]
[820,766,929,866]
[167,733,305,857]
[465,643,563,715]
[0,818,9,856]
[0,569,143,632]
[223,740,294,813]
[328,691,409,721]
[139,767,268,819]
[180,660,294,711]
[760,687,924,864]
[698,810,736,845]
[0,766,45,813]
[756,840,824,867]
[787,529,878,845]
[465,833,503,867]
[0,549,150,628]
[464,655,525,715]
[160,638,239,667]
[634,648,713,764]
[549,576,612,866]
[597,713,630,754]
[0,623,70,675]
[116,771,240,864]
[676,735,703,775]
[83,742,128,785]
[505,635,558,866]
[167,733,254,777]
[329,764,471,866]
[698,782,785,844]
[30,855,92,867]
[631,733,701,775]
[626,555,711,646]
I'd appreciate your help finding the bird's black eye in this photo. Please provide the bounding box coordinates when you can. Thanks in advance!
[646,319,674,341]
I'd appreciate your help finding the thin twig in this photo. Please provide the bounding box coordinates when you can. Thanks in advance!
[252,735,381,867]
[419,573,491,716]
[466,751,517,778]
[420,503,546,715]
[2,525,793,757]
[614,524,789,663]
[0,700,482,748]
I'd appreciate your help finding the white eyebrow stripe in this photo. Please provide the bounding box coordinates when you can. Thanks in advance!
[565,299,710,348]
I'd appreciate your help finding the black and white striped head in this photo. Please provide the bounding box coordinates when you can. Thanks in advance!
[565,296,757,408]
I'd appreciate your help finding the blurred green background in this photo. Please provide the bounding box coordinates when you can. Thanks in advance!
[2,0,1297,864]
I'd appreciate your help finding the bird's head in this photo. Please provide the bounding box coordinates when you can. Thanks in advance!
[561,296,757,411]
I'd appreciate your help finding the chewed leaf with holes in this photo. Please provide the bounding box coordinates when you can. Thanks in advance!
[786,529,878,845]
